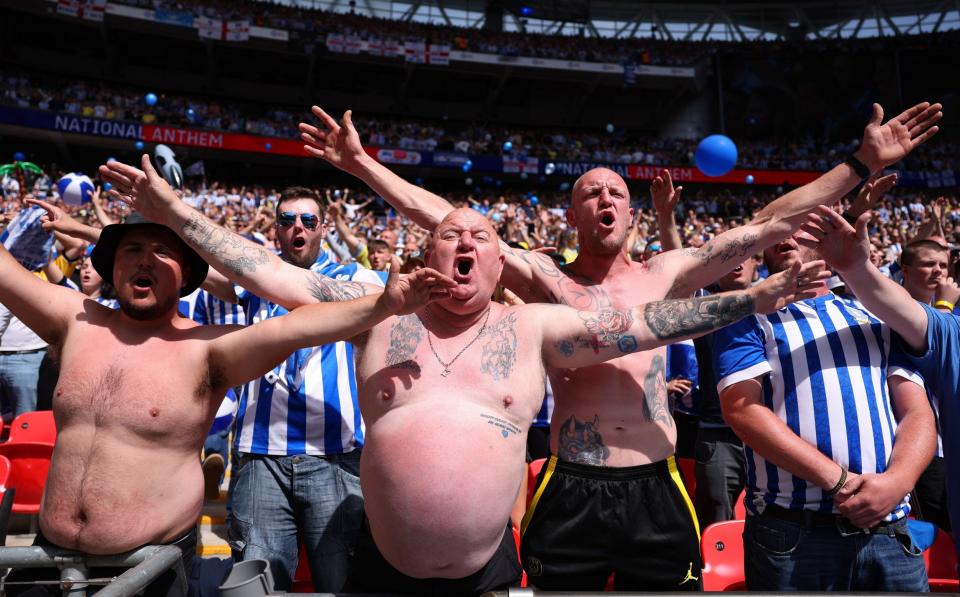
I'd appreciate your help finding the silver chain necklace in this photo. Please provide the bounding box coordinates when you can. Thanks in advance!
[424,307,491,377]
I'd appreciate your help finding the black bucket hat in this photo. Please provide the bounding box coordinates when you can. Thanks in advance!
[90,212,208,297]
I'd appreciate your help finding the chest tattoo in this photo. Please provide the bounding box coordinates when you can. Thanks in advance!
[480,313,519,381]
[384,315,423,373]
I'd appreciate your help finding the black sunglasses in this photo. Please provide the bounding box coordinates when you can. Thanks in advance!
[277,211,320,230]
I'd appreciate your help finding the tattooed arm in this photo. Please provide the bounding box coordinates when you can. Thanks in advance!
[99,156,383,309]
[538,260,830,369]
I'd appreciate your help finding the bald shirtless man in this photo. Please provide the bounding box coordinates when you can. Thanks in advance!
[100,156,824,595]
[295,99,941,590]
[0,209,454,596]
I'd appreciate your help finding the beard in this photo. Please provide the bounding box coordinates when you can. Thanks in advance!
[118,294,176,321]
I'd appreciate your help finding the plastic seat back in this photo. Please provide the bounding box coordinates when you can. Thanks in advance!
[701,520,746,591]
[7,411,56,445]
[677,456,696,502]
[526,458,547,507]
[0,442,54,515]
[925,528,959,592]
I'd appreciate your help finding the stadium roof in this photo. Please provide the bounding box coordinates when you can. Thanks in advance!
[275,0,960,40]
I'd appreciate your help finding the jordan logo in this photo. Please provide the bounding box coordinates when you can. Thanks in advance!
[679,562,699,585]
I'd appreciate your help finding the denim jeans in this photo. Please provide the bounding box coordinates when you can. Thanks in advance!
[227,450,363,592]
[693,427,745,529]
[0,350,45,422]
[744,510,929,591]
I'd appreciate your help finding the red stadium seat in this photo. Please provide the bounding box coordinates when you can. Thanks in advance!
[677,457,696,502]
[526,458,546,506]
[7,411,56,445]
[290,540,312,592]
[0,442,54,515]
[0,455,12,495]
[700,520,746,591]
[733,489,747,520]
[925,528,959,592]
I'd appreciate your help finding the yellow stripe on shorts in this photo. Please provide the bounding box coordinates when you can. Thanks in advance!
[667,455,701,540]
[520,455,558,536]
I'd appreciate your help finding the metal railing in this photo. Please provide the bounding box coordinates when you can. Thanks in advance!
[0,544,181,597]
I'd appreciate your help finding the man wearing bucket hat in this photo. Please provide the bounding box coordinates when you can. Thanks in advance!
[0,211,456,597]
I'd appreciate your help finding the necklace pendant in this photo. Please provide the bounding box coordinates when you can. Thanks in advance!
[440,367,451,378]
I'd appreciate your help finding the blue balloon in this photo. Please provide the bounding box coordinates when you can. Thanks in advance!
[145,92,158,106]
[13,151,25,162]
[745,174,755,184]
[502,141,513,152]
[415,178,424,186]
[265,143,272,151]
[186,108,196,120]
[134,140,145,151]
[530,196,539,206]
[520,172,528,180]
[462,160,473,173]
[103,182,112,192]
[559,182,571,192]
[106,156,117,163]
[695,134,738,177]
[605,123,615,134]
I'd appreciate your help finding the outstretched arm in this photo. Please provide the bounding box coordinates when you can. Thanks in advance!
[206,263,455,390]
[538,259,829,369]
[300,106,558,302]
[663,102,941,297]
[99,155,382,310]
[799,205,928,350]
[0,244,86,345]
[27,198,102,245]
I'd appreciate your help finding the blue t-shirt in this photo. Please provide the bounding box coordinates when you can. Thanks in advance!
[895,303,960,542]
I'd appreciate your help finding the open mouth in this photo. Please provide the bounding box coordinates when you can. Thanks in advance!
[292,238,306,249]
[732,265,744,274]
[455,257,474,276]
[133,276,153,291]
[599,213,615,227]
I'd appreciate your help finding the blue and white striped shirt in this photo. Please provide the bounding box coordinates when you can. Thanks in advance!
[714,293,917,521]
[234,252,387,456]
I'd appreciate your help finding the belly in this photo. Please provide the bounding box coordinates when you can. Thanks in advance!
[40,430,203,554]
[360,401,526,578]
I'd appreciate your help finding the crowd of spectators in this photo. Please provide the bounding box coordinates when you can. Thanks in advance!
[4,164,959,280]
[4,72,958,173]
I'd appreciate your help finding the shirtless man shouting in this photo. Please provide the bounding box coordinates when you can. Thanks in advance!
[102,156,826,595]
[296,99,941,590]
[0,208,455,596]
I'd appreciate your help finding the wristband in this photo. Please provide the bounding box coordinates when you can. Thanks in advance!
[844,154,871,179]
[935,300,955,312]
[825,466,848,497]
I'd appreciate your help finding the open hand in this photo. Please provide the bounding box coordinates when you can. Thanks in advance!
[849,172,898,218]
[798,206,871,274]
[855,102,942,172]
[299,107,369,175]
[379,256,457,315]
[98,155,179,225]
[26,197,80,236]
[650,169,682,217]
[751,259,832,314]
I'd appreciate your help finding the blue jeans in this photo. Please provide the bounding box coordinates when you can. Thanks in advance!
[227,451,363,592]
[0,350,45,422]
[744,509,929,591]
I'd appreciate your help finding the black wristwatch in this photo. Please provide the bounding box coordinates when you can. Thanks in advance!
[844,153,871,179]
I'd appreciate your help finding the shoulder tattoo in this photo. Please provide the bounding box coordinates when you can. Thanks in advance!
[384,315,422,373]
[480,312,519,381]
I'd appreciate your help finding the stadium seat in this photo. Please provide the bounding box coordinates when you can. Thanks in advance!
[7,411,56,445]
[925,528,959,592]
[733,489,747,520]
[290,540,312,593]
[0,442,54,515]
[677,456,696,501]
[527,458,546,506]
[700,520,746,591]
[0,455,12,496]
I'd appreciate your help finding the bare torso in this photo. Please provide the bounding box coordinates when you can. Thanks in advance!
[41,308,219,554]
[547,258,677,466]
[356,303,543,578]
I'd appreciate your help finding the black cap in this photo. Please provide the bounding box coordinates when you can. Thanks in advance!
[90,213,208,297]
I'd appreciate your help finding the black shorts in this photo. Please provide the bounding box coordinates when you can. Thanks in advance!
[520,455,702,591]
[4,527,197,597]
[346,515,522,596]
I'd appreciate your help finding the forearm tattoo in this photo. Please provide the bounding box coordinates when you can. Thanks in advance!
[642,354,672,427]
[307,273,368,303]
[480,312,518,381]
[680,232,758,266]
[554,307,638,356]
[384,314,422,372]
[181,212,270,276]
[643,293,754,340]
[557,415,609,465]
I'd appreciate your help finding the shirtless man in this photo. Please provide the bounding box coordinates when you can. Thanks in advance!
[0,208,454,596]
[295,100,941,590]
[100,156,824,595]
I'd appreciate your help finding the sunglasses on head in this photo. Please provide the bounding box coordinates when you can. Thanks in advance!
[277,211,320,230]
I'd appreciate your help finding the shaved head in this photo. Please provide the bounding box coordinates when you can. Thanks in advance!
[433,208,499,243]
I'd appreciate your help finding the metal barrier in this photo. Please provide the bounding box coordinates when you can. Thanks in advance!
[0,544,181,597]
